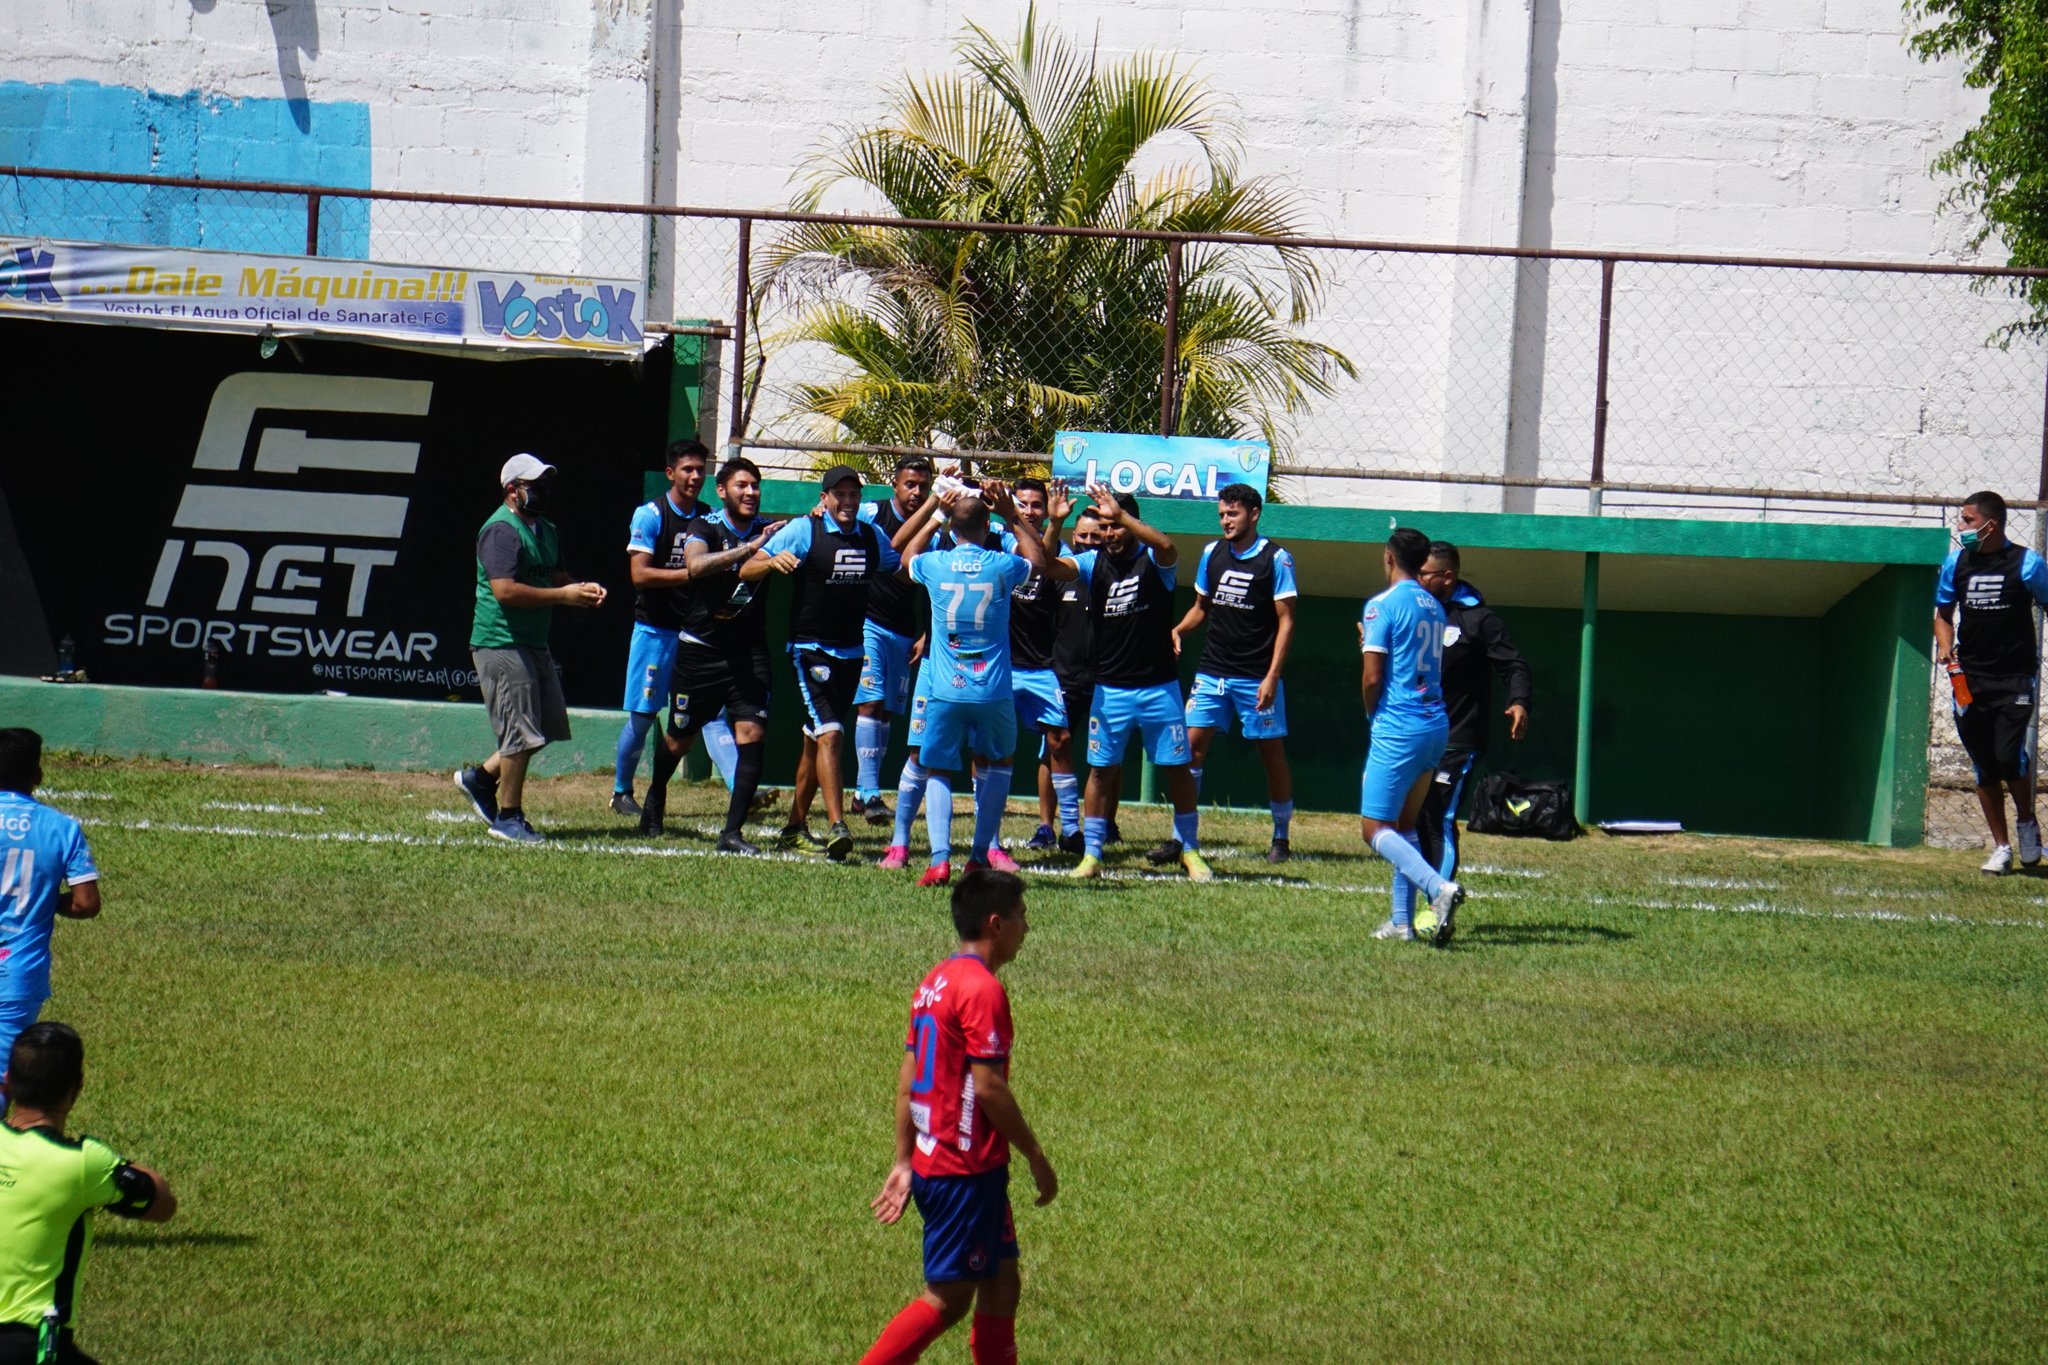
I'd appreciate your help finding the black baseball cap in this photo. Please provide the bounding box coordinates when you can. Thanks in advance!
[820,464,863,493]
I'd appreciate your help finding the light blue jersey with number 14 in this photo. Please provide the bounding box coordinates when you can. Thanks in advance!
[911,543,1032,703]
[1360,578,1448,739]
[0,791,98,1002]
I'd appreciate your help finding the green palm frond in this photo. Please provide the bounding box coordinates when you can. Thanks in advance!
[756,6,1353,465]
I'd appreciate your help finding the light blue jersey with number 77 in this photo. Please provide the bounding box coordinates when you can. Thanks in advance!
[911,543,1032,703]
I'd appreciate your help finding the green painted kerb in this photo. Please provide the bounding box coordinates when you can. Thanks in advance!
[0,675,620,775]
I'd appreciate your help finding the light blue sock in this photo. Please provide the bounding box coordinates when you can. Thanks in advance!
[1391,863,1416,927]
[1052,771,1080,835]
[925,772,955,866]
[1084,815,1108,860]
[891,757,926,849]
[1272,800,1294,842]
[971,766,1010,861]
[1372,827,1446,902]
[614,710,656,793]
[855,715,890,802]
[702,715,738,790]
[1173,807,1200,852]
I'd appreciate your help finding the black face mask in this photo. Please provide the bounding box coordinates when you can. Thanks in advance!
[517,480,554,514]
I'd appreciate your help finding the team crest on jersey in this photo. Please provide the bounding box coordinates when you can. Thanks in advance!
[810,664,833,683]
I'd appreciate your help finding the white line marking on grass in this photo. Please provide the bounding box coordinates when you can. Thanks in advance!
[35,789,113,801]
[1462,863,1545,879]
[425,810,476,824]
[1827,887,1945,901]
[1586,895,2048,931]
[1662,875,1781,890]
[201,801,325,816]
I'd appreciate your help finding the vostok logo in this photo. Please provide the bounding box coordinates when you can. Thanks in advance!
[144,373,429,617]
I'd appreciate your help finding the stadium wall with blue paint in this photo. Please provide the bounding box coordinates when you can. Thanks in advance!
[0,80,369,257]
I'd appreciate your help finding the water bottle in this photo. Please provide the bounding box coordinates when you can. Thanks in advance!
[55,635,75,676]
[1948,661,1973,707]
[36,1306,59,1365]
[202,643,222,689]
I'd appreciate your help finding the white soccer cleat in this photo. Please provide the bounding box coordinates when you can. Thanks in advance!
[1426,881,1465,947]
[1370,918,1416,942]
[2019,821,2042,867]
[1982,844,2014,876]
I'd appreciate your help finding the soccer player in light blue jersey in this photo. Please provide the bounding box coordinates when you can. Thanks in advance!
[896,481,1069,885]
[1359,529,1466,946]
[0,730,101,1062]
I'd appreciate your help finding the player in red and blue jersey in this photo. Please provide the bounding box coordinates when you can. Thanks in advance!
[1359,529,1466,946]
[0,730,101,1065]
[861,870,1056,1365]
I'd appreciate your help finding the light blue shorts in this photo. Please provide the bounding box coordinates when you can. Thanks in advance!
[855,620,916,713]
[913,695,1018,772]
[621,622,679,714]
[1087,681,1191,767]
[0,997,44,1070]
[1012,668,1067,735]
[1184,673,1287,739]
[1360,724,1449,820]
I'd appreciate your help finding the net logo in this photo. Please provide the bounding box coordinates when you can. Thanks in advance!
[1213,567,1256,608]
[476,278,641,346]
[0,245,61,306]
[830,547,870,582]
[105,374,441,663]
[1103,575,1143,616]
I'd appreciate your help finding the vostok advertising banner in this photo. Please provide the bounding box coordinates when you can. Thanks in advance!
[1051,431,1271,501]
[0,318,666,705]
[0,237,646,356]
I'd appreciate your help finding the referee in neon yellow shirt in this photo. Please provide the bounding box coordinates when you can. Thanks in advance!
[0,1023,175,1365]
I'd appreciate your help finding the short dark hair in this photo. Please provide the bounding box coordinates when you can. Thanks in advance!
[1072,507,1102,526]
[665,439,711,469]
[1389,528,1431,575]
[7,1021,83,1110]
[1964,490,2008,524]
[0,728,40,794]
[951,869,1025,940]
[1113,492,1140,520]
[1219,483,1262,512]
[896,456,934,478]
[1426,540,1461,572]
[952,496,993,538]
[716,455,761,487]
[1014,477,1048,497]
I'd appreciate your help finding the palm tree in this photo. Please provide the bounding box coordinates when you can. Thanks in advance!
[753,6,1355,470]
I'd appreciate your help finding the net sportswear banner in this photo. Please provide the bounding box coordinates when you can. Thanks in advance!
[0,237,646,356]
[0,318,664,703]
[1051,431,1271,502]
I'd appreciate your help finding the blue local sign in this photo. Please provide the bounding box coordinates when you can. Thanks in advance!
[1051,432,1270,502]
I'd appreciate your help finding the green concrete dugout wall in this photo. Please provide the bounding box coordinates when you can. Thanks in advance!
[0,473,1943,845]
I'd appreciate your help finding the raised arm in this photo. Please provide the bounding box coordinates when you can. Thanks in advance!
[687,519,785,580]
[1088,482,1176,566]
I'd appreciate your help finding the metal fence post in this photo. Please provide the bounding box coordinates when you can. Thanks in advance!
[1589,256,1615,515]
[1158,238,1182,437]
[728,217,753,450]
[305,192,321,257]
[1574,550,1600,827]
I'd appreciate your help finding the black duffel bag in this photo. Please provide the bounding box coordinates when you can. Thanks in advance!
[1466,772,1580,840]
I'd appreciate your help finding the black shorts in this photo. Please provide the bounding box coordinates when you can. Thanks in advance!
[791,645,863,737]
[667,641,771,735]
[1954,684,2036,784]
[0,1324,98,1365]
[1059,681,1094,758]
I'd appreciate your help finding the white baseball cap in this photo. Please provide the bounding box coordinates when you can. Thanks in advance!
[500,453,556,486]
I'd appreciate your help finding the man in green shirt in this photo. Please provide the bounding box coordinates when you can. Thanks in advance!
[455,454,609,843]
[0,1022,175,1365]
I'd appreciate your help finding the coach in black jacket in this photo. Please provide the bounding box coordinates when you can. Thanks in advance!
[1417,541,1533,879]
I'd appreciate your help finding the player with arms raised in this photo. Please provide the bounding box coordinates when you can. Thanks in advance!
[896,481,1068,885]
[860,869,1056,1365]
[1359,529,1465,945]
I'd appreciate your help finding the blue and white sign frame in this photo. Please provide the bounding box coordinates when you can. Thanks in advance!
[1051,432,1271,502]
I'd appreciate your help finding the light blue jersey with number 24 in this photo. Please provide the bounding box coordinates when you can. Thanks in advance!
[1360,579,1448,739]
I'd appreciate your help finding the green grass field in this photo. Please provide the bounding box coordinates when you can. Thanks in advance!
[26,757,2048,1362]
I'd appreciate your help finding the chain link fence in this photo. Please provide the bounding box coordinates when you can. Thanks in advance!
[7,165,2046,530]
